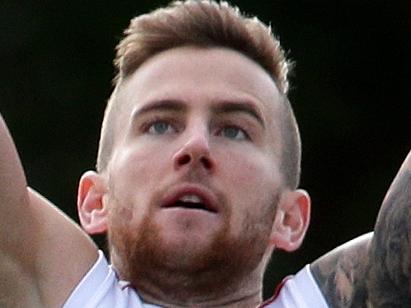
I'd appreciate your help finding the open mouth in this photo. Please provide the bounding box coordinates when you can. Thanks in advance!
[161,190,218,213]
[171,195,210,211]
[173,200,208,211]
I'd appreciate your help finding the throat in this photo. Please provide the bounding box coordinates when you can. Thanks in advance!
[123,244,267,308]
[136,279,262,308]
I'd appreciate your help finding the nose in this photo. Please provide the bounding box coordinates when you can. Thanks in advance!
[173,128,215,172]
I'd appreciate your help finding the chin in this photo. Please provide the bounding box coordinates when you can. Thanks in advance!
[108,195,277,297]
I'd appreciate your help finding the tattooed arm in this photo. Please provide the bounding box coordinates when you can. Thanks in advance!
[366,150,411,307]
[311,233,371,307]
[311,149,411,307]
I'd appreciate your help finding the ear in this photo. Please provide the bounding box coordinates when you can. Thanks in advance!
[270,189,311,252]
[77,170,109,234]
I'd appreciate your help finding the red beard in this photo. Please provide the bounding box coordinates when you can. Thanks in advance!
[107,192,277,303]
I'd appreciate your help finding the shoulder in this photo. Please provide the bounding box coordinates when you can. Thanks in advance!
[64,251,150,308]
[261,265,328,308]
[29,189,99,307]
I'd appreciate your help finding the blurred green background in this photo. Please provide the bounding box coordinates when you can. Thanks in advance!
[1,0,409,299]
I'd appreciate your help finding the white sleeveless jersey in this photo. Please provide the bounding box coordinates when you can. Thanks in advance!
[63,251,328,308]
[261,265,328,308]
[63,251,160,308]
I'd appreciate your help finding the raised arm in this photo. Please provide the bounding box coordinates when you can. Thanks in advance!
[311,233,372,307]
[311,150,411,307]
[366,150,411,306]
[0,114,41,306]
[0,114,98,307]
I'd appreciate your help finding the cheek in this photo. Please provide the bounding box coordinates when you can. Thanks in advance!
[106,176,150,244]
[107,144,171,218]
[220,148,281,191]
[113,143,170,184]
[218,150,281,216]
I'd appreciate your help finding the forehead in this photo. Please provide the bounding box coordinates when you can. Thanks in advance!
[116,46,282,128]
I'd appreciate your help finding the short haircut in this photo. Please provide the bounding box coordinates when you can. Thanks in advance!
[97,0,301,189]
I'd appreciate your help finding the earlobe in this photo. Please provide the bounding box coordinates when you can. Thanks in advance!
[77,170,109,234]
[270,189,311,252]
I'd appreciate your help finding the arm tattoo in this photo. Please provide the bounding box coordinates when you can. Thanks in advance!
[311,150,411,307]
[366,155,411,307]
[311,233,371,307]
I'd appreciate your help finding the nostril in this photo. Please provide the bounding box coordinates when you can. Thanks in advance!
[200,157,212,169]
[175,153,213,170]
[177,154,191,166]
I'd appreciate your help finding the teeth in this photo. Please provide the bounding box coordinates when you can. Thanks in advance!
[179,194,202,203]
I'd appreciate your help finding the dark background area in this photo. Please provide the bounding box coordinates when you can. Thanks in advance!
[1,0,409,299]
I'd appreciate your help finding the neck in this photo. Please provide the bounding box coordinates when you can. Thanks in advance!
[137,276,263,308]
[132,260,267,307]
[142,293,261,308]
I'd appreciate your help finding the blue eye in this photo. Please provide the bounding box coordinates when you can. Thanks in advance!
[148,121,175,135]
[221,126,248,140]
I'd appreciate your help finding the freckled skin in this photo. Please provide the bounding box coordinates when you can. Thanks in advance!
[311,150,411,308]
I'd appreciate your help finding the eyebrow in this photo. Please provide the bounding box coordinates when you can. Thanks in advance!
[131,99,265,128]
[131,99,187,119]
[211,101,265,128]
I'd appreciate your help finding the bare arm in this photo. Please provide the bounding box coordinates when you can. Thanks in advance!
[0,115,31,258]
[0,114,43,306]
[0,114,98,307]
[366,150,411,306]
[311,150,411,307]
[311,233,371,307]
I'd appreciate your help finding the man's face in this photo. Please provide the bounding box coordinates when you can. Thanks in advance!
[104,46,286,293]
